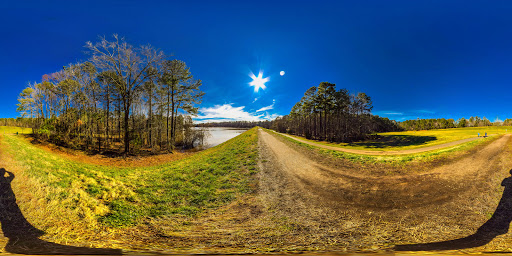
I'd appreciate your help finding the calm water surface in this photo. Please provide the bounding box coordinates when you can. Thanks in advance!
[200,127,248,148]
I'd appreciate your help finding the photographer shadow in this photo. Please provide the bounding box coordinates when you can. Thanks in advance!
[0,168,122,255]
[395,169,512,251]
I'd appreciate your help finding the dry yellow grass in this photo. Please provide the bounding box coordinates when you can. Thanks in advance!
[1,126,512,253]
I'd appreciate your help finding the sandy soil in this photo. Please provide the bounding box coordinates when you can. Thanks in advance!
[279,132,494,155]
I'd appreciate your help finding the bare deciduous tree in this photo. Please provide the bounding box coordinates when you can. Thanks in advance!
[85,34,164,155]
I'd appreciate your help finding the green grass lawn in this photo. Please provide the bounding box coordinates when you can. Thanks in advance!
[286,126,511,151]
[0,126,32,134]
[1,127,258,229]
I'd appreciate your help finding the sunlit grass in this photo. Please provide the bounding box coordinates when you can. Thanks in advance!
[285,126,511,151]
[265,128,499,165]
[1,127,258,231]
[0,126,32,134]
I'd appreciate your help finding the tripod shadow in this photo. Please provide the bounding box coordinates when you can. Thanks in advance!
[395,169,512,251]
[0,168,122,255]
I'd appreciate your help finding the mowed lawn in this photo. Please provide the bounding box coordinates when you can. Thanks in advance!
[287,126,512,151]
[0,126,32,134]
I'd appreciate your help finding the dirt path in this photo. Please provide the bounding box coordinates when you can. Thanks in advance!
[258,128,512,251]
[278,132,494,155]
[260,130,509,209]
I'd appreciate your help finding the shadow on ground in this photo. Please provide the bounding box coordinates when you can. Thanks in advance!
[0,167,122,255]
[348,135,437,148]
[395,169,512,251]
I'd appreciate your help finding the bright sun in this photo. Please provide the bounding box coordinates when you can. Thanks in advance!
[249,71,269,92]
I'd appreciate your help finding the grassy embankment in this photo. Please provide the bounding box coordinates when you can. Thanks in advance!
[265,127,503,164]
[286,126,511,151]
[0,126,258,249]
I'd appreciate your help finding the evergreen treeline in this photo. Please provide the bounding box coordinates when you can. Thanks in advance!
[400,116,504,130]
[270,82,401,142]
[16,35,205,155]
[197,121,272,129]
[399,118,456,130]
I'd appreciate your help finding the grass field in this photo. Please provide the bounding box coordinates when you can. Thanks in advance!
[286,126,511,151]
[0,126,510,252]
[265,127,500,165]
[0,126,258,248]
[0,126,32,134]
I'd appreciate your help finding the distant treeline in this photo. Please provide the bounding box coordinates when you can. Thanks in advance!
[400,116,511,130]
[16,35,205,155]
[197,121,272,129]
[269,82,401,142]
[0,118,31,128]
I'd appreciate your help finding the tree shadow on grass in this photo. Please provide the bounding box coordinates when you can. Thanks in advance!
[0,168,122,255]
[395,169,512,251]
[348,135,437,149]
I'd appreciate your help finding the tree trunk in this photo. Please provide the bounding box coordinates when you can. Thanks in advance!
[117,99,121,142]
[123,102,130,157]
[148,91,153,149]
[106,90,110,146]
[170,92,175,149]
[172,105,178,147]
[166,91,170,151]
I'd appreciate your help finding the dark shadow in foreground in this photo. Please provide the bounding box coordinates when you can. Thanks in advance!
[395,169,512,251]
[348,135,437,149]
[0,168,122,255]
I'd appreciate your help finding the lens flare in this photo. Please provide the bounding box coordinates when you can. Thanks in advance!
[249,71,269,92]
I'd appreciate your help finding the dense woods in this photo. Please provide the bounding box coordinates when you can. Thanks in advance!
[0,118,31,128]
[16,35,205,155]
[270,82,400,142]
[399,118,456,130]
[399,116,508,130]
[197,120,272,129]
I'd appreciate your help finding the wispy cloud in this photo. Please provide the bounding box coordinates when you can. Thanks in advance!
[416,109,435,114]
[373,110,403,116]
[194,103,278,123]
[256,99,275,112]
[395,116,419,121]
[374,109,436,117]
[373,109,438,121]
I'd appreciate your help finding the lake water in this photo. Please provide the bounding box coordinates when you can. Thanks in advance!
[198,127,248,148]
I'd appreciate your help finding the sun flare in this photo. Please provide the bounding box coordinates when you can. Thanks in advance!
[249,71,269,92]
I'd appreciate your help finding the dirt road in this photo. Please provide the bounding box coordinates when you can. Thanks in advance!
[278,132,492,155]
[258,128,512,251]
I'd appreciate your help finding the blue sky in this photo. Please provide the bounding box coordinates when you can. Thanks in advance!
[1,0,512,122]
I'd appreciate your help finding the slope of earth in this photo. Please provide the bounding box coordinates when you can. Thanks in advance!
[257,129,512,252]
[26,136,194,167]
[0,126,512,253]
[0,128,259,253]
[280,132,494,155]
